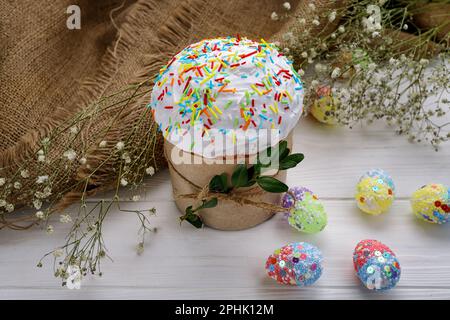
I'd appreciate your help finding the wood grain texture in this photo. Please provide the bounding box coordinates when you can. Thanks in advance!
[0,112,449,299]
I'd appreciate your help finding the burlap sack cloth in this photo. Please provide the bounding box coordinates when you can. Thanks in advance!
[0,0,345,229]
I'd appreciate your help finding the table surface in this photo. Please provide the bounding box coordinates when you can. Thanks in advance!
[1,114,449,300]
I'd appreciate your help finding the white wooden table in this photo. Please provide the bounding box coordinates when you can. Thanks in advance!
[1,116,449,300]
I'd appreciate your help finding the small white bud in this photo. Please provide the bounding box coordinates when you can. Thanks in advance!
[20,170,30,178]
[145,167,155,176]
[116,141,125,151]
[36,211,45,219]
[283,2,291,10]
[270,12,279,21]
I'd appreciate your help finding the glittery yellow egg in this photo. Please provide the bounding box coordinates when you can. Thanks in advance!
[309,85,339,125]
[355,169,395,215]
[310,96,339,125]
[411,184,450,224]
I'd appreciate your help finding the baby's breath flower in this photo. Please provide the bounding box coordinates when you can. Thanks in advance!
[69,126,78,134]
[403,24,408,30]
[79,157,87,165]
[121,152,131,164]
[66,265,82,290]
[0,177,5,186]
[5,203,14,213]
[46,225,54,234]
[312,19,320,26]
[63,149,77,161]
[308,3,316,11]
[282,32,294,42]
[301,51,308,58]
[37,154,45,162]
[315,63,327,73]
[331,67,341,79]
[283,2,291,10]
[145,166,155,176]
[99,140,107,148]
[35,211,45,219]
[0,199,6,207]
[13,182,22,189]
[338,25,345,33]
[328,11,336,22]
[136,242,145,255]
[298,18,306,25]
[20,170,30,178]
[270,12,278,21]
[36,175,48,184]
[132,195,141,202]
[116,141,125,151]
[120,178,128,186]
[53,249,63,258]
[41,137,50,146]
[60,214,72,224]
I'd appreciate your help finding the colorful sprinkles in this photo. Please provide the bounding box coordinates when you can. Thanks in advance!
[266,242,323,287]
[355,169,395,215]
[411,183,450,224]
[281,186,327,234]
[149,36,303,157]
[353,239,401,291]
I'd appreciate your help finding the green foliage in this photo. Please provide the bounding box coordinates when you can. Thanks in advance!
[181,140,305,227]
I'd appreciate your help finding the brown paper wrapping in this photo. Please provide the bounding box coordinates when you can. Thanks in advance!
[165,134,293,230]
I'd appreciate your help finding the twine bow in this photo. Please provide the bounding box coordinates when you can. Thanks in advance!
[166,155,292,213]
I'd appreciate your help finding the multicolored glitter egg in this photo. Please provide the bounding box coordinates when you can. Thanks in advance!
[355,169,395,215]
[411,183,450,224]
[353,239,401,291]
[281,186,327,233]
[310,86,339,125]
[266,242,323,286]
[149,37,303,158]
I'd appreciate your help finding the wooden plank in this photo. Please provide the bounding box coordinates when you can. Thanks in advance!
[0,200,449,299]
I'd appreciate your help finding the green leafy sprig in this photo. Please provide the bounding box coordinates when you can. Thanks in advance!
[180,140,304,228]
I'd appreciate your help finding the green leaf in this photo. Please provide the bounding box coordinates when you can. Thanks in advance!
[257,145,272,167]
[278,141,288,160]
[256,176,289,193]
[183,213,203,228]
[231,164,249,188]
[185,205,194,214]
[258,140,289,169]
[209,173,228,193]
[279,153,304,170]
[280,147,290,161]
[200,197,218,209]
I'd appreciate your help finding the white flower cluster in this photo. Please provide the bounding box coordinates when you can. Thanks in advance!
[362,5,382,33]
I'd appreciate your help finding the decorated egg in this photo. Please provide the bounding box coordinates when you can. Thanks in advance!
[281,186,327,233]
[411,183,450,224]
[310,85,339,125]
[353,239,401,291]
[149,36,304,158]
[266,242,323,286]
[355,169,395,215]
